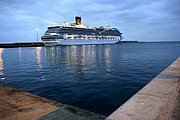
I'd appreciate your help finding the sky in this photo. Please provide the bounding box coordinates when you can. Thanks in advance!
[0,0,180,43]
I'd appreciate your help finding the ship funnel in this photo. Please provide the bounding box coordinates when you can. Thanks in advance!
[75,16,81,25]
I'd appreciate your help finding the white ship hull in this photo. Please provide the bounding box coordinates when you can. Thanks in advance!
[43,38,121,46]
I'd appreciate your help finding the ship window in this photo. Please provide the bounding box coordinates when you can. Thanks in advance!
[58,36,63,39]
[46,28,60,33]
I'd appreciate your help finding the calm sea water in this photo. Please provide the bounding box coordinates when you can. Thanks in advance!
[0,42,180,116]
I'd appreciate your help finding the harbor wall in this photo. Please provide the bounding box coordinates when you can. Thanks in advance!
[0,42,44,48]
[107,57,180,120]
[0,84,58,120]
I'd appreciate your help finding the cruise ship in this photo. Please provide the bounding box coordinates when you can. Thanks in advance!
[41,17,123,46]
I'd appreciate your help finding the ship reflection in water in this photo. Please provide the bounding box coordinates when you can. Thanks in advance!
[44,45,112,79]
[36,47,42,69]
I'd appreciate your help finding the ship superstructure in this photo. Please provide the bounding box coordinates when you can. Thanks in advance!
[41,16,123,46]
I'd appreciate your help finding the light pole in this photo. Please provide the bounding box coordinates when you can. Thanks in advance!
[35,28,39,42]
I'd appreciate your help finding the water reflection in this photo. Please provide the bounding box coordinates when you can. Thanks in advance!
[36,47,45,81]
[18,47,22,63]
[104,47,111,71]
[45,45,112,77]
[0,48,4,80]
[36,47,42,69]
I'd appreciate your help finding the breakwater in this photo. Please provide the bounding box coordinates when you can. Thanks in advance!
[0,42,44,48]
[119,40,139,43]
[0,41,140,48]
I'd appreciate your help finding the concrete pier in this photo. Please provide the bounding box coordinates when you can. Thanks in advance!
[0,84,58,120]
[0,84,106,120]
[107,57,180,120]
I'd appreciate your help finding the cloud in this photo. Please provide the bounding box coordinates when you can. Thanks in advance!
[0,0,180,42]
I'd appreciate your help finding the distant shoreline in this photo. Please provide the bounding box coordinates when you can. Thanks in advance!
[119,41,139,43]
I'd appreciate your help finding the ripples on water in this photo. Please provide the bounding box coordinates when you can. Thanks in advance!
[0,42,180,116]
